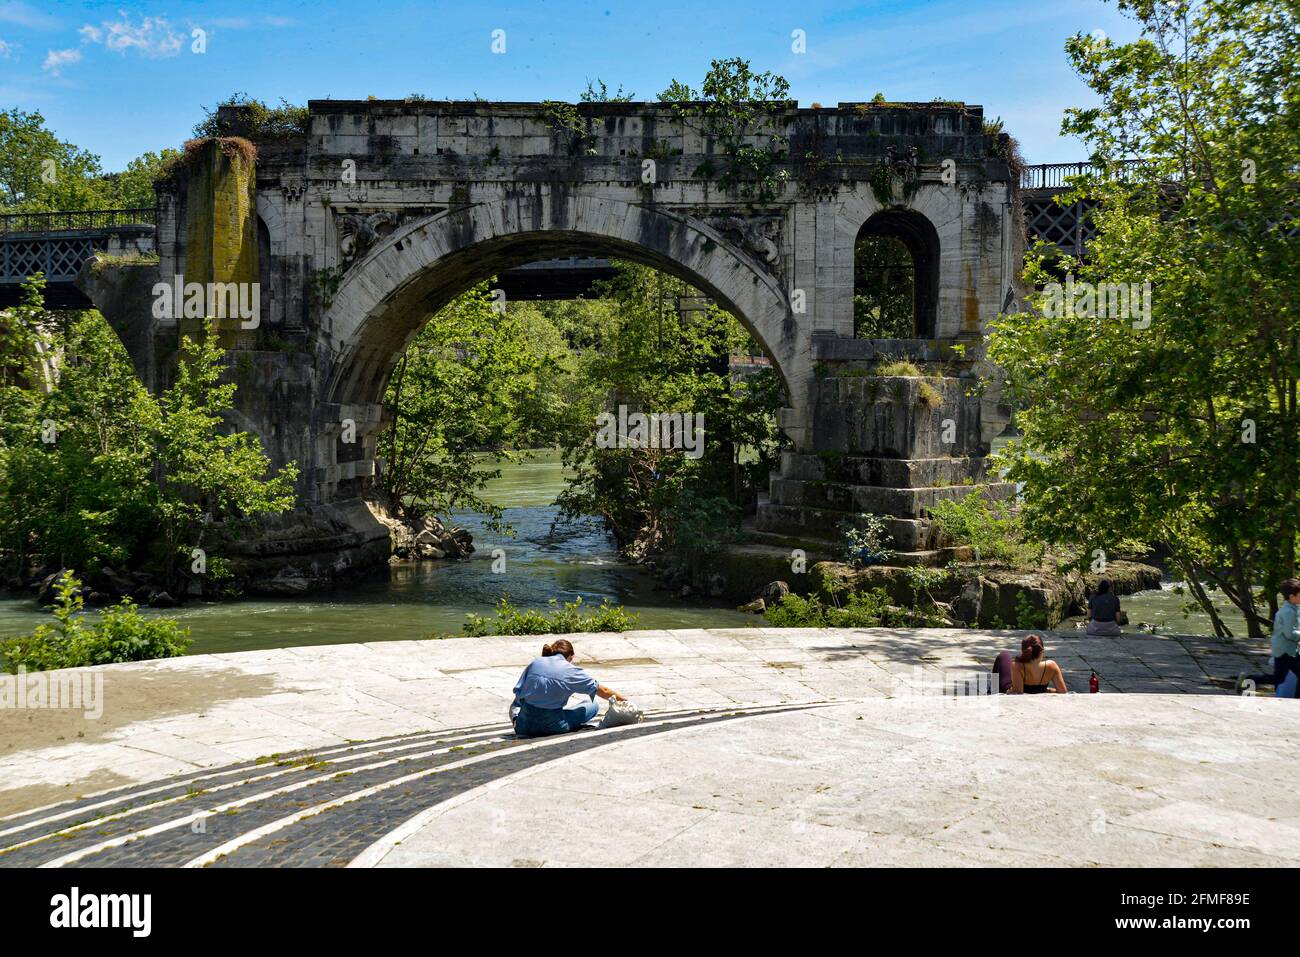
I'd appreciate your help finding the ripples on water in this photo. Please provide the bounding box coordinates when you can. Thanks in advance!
[0,451,753,655]
[0,449,1254,653]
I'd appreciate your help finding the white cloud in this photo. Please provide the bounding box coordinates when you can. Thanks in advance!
[42,47,80,74]
[79,13,183,58]
[0,37,15,58]
[0,1,59,31]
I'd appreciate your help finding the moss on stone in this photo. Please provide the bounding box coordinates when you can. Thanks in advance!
[179,138,259,348]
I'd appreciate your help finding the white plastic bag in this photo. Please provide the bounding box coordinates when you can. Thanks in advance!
[599,698,643,729]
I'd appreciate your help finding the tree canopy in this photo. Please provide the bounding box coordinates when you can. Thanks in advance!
[0,108,176,213]
[990,0,1300,638]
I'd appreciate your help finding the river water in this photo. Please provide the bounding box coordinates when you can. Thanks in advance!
[0,450,1249,654]
[0,450,753,656]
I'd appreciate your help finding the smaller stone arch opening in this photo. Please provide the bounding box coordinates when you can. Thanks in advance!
[853,209,940,338]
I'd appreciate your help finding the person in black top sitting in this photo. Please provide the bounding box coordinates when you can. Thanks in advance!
[1086,578,1123,636]
[992,633,1068,694]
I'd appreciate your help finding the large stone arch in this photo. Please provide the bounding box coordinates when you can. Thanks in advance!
[319,193,809,419]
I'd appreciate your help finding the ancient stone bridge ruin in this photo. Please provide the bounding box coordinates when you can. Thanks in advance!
[82,99,1020,591]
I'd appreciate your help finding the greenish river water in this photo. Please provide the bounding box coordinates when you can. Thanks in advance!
[0,449,1247,655]
[0,450,753,656]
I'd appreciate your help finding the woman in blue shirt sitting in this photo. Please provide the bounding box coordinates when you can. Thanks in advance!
[511,639,627,738]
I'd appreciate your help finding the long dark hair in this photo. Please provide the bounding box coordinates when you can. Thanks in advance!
[542,639,574,659]
[1015,633,1044,665]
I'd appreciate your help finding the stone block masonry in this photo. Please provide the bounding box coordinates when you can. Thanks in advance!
[81,100,1022,588]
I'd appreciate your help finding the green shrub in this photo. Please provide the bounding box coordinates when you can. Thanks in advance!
[917,380,942,411]
[839,514,894,566]
[903,564,948,605]
[1,573,191,672]
[877,359,921,376]
[764,586,946,629]
[927,494,1039,566]
[192,94,309,140]
[78,599,193,665]
[1012,590,1049,629]
[448,596,640,638]
[764,588,892,628]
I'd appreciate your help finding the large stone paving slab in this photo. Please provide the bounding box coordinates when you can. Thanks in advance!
[0,625,1288,867]
[365,696,1299,868]
[0,626,1271,818]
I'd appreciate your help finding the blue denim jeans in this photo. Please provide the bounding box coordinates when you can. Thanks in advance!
[513,699,599,738]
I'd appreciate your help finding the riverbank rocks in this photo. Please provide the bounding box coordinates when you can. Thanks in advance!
[694,544,836,603]
[808,558,1163,630]
[364,501,472,563]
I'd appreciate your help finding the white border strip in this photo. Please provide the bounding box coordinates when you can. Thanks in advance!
[0,726,508,845]
[0,720,511,826]
[35,733,515,868]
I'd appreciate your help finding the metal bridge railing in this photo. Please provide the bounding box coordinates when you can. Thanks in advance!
[1020,159,1154,191]
[1020,163,1096,190]
[0,208,157,234]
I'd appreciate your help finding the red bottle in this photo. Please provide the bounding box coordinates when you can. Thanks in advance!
[1090,670,1100,694]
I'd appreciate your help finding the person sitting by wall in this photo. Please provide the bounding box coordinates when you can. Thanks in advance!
[510,638,628,738]
[1086,579,1123,636]
[1237,577,1300,697]
[992,633,1068,694]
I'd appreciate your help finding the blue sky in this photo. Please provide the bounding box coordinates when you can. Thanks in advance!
[1,0,1138,172]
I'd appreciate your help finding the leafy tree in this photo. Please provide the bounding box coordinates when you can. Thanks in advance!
[660,58,792,201]
[554,262,786,563]
[152,322,300,584]
[0,109,177,214]
[0,279,156,574]
[989,0,1300,639]
[377,282,558,526]
[0,108,106,212]
[0,286,299,587]
[98,149,180,209]
[854,235,915,338]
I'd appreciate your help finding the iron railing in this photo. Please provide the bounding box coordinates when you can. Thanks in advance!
[1020,159,1153,191]
[0,207,157,234]
[1020,163,1095,190]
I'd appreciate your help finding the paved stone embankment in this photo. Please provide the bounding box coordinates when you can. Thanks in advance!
[0,627,1290,868]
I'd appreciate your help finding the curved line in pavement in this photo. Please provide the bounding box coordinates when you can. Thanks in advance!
[0,730,514,860]
[35,732,519,868]
[183,701,835,869]
[0,719,513,828]
[0,726,511,846]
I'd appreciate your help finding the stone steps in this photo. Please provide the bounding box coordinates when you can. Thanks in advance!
[769,476,1017,520]
[777,450,994,487]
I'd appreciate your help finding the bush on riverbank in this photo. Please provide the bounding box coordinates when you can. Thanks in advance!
[763,585,945,629]
[446,595,640,638]
[1,573,191,673]
[926,494,1040,567]
[0,285,298,597]
[803,556,1162,630]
